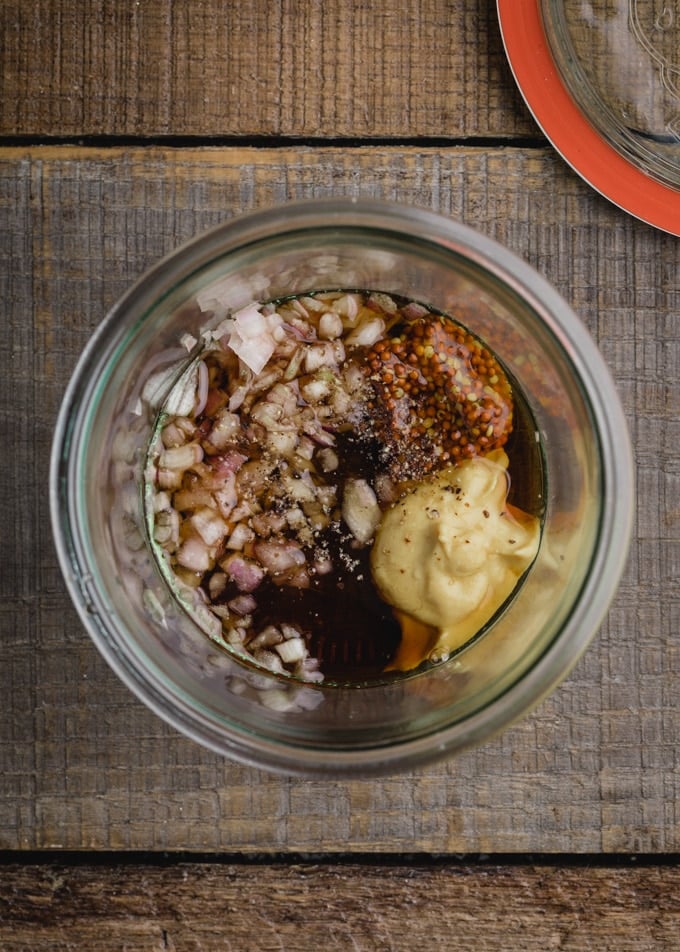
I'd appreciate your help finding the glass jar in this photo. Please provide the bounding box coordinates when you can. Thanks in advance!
[50,199,633,776]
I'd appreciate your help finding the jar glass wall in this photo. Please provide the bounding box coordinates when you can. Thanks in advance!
[51,200,633,776]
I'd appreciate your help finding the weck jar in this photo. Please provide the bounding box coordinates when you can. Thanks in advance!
[50,199,634,776]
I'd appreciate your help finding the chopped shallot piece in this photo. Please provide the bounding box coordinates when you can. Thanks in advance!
[251,400,285,429]
[153,509,179,546]
[226,627,246,645]
[248,626,283,649]
[318,312,343,340]
[208,409,241,449]
[265,430,298,456]
[317,447,338,472]
[281,473,316,503]
[290,298,310,318]
[401,301,430,320]
[157,468,183,491]
[302,420,336,447]
[315,484,337,509]
[295,435,316,460]
[375,473,399,505]
[277,566,310,589]
[342,360,367,395]
[226,522,255,551]
[208,571,227,599]
[342,479,381,544]
[345,315,385,348]
[304,343,337,373]
[159,442,203,471]
[275,638,306,664]
[176,537,214,573]
[176,417,198,440]
[286,317,316,340]
[226,304,277,375]
[299,295,325,314]
[250,366,283,394]
[266,381,299,413]
[368,292,398,314]
[228,384,249,412]
[180,332,198,352]
[283,346,306,381]
[228,594,257,615]
[254,540,306,576]
[190,507,228,547]
[250,511,287,537]
[162,420,190,448]
[332,293,361,323]
[331,389,352,417]
[253,649,285,673]
[153,491,172,512]
[214,479,238,519]
[331,339,346,364]
[173,488,217,512]
[300,375,332,404]
[298,658,324,683]
[221,553,265,592]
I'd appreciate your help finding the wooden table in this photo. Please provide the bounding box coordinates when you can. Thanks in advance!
[1,1,679,947]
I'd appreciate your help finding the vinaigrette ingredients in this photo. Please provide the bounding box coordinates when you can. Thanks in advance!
[147,290,541,684]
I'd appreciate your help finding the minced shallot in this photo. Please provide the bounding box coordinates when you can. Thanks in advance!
[148,290,404,681]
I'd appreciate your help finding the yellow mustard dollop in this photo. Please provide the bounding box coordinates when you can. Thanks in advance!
[370,450,541,671]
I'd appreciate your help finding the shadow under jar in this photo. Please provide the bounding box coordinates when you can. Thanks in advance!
[51,199,633,777]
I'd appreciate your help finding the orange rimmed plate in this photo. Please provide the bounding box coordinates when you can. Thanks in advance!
[497,0,680,236]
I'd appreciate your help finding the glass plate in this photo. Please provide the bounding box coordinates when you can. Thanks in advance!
[497,0,680,235]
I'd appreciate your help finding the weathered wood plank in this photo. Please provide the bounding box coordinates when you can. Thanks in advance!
[0,861,679,951]
[0,0,534,138]
[1,146,678,854]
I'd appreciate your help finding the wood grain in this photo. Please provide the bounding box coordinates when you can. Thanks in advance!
[0,0,534,139]
[1,861,679,951]
[1,145,679,854]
